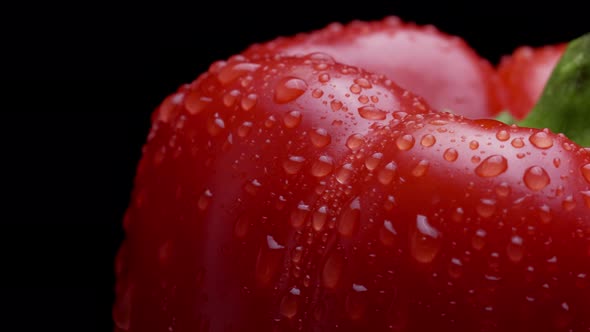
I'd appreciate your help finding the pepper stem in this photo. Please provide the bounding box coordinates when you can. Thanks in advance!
[498,32,590,146]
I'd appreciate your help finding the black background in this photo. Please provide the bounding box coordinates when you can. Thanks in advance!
[2,1,587,331]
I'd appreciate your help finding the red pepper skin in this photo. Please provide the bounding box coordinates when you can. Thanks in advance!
[114,53,590,332]
[245,17,502,119]
[497,43,567,119]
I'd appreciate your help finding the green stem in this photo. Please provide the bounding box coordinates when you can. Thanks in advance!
[499,32,590,146]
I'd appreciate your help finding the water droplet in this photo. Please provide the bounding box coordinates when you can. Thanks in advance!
[346,133,365,151]
[185,95,212,115]
[420,134,436,147]
[312,206,328,231]
[581,164,590,183]
[338,197,360,237]
[411,160,430,177]
[237,121,253,138]
[198,189,213,211]
[346,284,368,320]
[507,235,524,262]
[311,155,334,177]
[476,198,496,218]
[264,115,277,128]
[475,155,508,177]
[335,163,354,184]
[379,219,397,247]
[410,214,441,263]
[358,95,369,104]
[365,152,383,171]
[330,100,343,111]
[448,257,463,279]
[553,158,561,168]
[396,134,415,151]
[378,162,397,185]
[218,62,261,85]
[511,137,525,148]
[471,156,481,164]
[312,88,324,98]
[275,77,308,103]
[443,148,458,162]
[284,110,302,128]
[529,131,553,149]
[472,229,487,250]
[495,182,511,198]
[469,140,479,150]
[322,250,345,288]
[581,191,590,208]
[244,179,262,195]
[310,128,331,148]
[319,73,330,83]
[240,93,258,111]
[349,84,361,94]
[354,78,372,89]
[523,166,550,191]
[283,155,306,175]
[255,235,285,286]
[280,287,300,319]
[538,204,552,223]
[290,202,310,228]
[207,114,226,136]
[358,106,387,120]
[496,130,510,141]
[452,207,464,222]
[234,216,249,238]
[562,195,576,211]
[222,89,240,107]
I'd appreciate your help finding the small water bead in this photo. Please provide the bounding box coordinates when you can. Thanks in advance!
[476,198,496,218]
[197,189,213,211]
[396,134,415,151]
[529,131,554,149]
[237,121,253,138]
[354,78,372,89]
[553,158,561,168]
[322,251,345,288]
[244,179,262,195]
[562,195,576,211]
[349,84,362,94]
[523,166,550,191]
[469,140,479,150]
[275,77,308,103]
[378,162,397,185]
[496,130,510,141]
[217,62,261,85]
[358,105,387,120]
[471,156,481,164]
[234,216,249,238]
[312,89,324,98]
[335,163,354,184]
[371,95,379,103]
[472,229,487,250]
[312,206,328,231]
[264,115,277,128]
[452,207,464,222]
[443,148,458,162]
[365,152,384,171]
[410,214,442,264]
[538,204,552,223]
[475,155,508,177]
[185,95,212,115]
[448,258,464,279]
[495,182,511,198]
[240,93,258,111]
[511,137,525,148]
[420,134,436,147]
[283,155,306,175]
[507,235,524,263]
[223,89,240,107]
[346,284,369,320]
[318,73,331,83]
[256,235,285,286]
[581,191,590,208]
[379,220,398,247]
[346,133,365,151]
[338,197,361,237]
[330,100,343,111]
[311,155,334,177]
[582,164,590,183]
[284,111,302,128]
[358,95,369,104]
[310,128,331,148]
[411,160,430,177]
[280,287,301,319]
[290,202,311,228]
